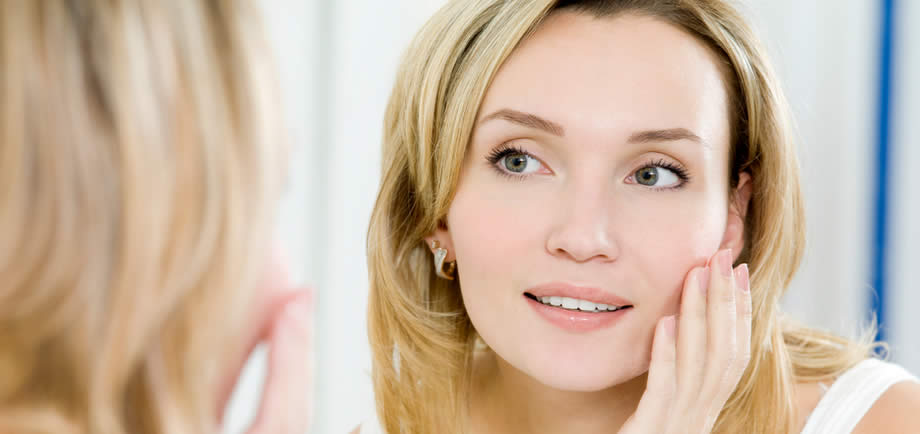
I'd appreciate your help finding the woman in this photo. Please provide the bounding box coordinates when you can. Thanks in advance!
[366,0,920,433]
[0,1,311,433]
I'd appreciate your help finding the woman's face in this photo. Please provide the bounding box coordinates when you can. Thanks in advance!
[439,12,744,391]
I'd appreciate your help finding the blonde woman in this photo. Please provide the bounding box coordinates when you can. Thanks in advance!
[0,1,311,433]
[365,0,920,433]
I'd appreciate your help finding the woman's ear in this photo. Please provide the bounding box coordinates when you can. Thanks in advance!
[720,172,752,262]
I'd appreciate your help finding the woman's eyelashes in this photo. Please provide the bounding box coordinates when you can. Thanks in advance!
[486,144,549,178]
[485,144,691,190]
[626,158,691,190]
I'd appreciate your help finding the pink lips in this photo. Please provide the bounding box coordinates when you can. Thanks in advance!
[525,282,633,307]
[524,282,634,333]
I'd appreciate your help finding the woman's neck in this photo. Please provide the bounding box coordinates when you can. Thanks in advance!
[471,350,647,434]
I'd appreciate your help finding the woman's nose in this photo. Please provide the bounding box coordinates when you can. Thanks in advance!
[544,183,620,264]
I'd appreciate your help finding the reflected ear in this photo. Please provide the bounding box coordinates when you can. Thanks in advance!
[720,172,752,261]
[423,221,455,262]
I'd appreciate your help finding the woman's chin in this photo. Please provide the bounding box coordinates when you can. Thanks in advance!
[512,352,649,393]
[481,331,653,393]
[531,366,645,392]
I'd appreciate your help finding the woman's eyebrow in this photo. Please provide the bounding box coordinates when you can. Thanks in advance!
[478,109,565,136]
[627,128,707,148]
[478,108,709,149]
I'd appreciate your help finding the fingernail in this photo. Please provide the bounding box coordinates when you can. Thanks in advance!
[736,264,750,292]
[664,315,677,337]
[697,267,710,295]
[717,249,733,278]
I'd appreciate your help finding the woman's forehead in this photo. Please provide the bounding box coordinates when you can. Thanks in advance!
[476,11,731,150]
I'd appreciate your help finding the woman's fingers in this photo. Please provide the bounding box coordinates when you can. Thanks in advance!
[626,314,677,432]
[702,249,738,402]
[248,290,314,434]
[620,251,752,434]
[217,245,301,421]
[675,266,709,404]
[727,264,752,391]
[698,262,752,427]
[216,243,304,420]
[735,265,752,375]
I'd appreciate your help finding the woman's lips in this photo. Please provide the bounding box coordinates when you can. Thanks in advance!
[524,282,634,307]
[525,295,633,332]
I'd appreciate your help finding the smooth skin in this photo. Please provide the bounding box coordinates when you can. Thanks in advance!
[618,251,750,433]
[464,253,749,434]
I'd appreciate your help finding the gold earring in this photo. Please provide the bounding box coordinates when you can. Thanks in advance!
[430,241,456,280]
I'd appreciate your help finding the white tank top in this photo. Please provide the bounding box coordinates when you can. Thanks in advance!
[361,358,918,434]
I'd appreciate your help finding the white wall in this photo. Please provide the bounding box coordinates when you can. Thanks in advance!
[744,0,919,367]
[888,0,920,377]
[313,1,447,433]
[739,0,878,339]
[223,1,920,432]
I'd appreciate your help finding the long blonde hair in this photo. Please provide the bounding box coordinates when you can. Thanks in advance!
[368,0,882,433]
[0,1,284,433]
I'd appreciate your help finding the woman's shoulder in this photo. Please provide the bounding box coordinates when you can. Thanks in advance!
[852,378,920,433]
[800,358,920,434]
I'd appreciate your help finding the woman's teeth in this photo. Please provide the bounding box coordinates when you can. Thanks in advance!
[538,296,622,313]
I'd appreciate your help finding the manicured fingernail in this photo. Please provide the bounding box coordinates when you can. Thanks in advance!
[664,315,677,337]
[698,267,710,295]
[735,264,750,292]
[717,249,733,278]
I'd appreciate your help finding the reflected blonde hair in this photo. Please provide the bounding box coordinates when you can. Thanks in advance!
[0,1,284,433]
[368,1,883,433]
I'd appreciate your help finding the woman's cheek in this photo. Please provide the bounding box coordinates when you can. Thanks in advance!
[619,197,723,307]
[641,191,726,250]
[450,187,541,266]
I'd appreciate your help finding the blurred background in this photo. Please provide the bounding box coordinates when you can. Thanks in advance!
[223,1,919,432]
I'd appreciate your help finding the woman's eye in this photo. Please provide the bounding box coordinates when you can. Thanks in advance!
[500,152,542,174]
[634,166,680,187]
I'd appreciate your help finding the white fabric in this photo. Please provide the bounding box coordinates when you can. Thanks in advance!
[800,358,919,434]
[360,358,918,434]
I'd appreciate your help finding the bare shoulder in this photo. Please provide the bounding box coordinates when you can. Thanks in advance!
[853,380,920,433]
[350,424,362,434]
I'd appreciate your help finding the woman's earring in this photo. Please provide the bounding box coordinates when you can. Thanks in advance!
[430,241,456,280]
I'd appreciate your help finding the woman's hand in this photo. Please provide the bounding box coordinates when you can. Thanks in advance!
[217,245,314,434]
[618,249,752,434]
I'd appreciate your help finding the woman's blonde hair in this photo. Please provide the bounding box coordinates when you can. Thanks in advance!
[0,1,284,433]
[368,0,884,433]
